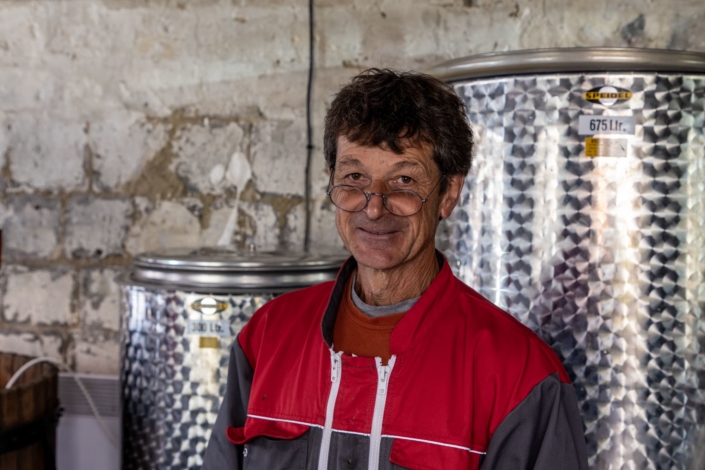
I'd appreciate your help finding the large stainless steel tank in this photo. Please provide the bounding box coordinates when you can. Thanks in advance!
[120,248,346,469]
[431,48,705,470]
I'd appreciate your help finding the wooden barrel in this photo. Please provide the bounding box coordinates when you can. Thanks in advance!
[0,353,59,470]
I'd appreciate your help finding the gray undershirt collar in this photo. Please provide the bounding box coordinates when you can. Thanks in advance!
[350,272,420,318]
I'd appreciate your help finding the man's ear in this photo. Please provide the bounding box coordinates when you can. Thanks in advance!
[439,175,464,219]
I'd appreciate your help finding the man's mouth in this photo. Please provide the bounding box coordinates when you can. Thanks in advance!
[358,228,398,235]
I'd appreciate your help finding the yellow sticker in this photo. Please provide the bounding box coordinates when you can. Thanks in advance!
[199,337,219,349]
[585,137,599,157]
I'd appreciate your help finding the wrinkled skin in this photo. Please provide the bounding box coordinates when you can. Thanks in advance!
[332,136,463,306]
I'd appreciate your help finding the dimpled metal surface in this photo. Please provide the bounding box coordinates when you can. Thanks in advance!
[437,73,705,469]
[120,286,273,469]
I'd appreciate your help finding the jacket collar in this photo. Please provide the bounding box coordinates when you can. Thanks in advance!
[320,251,460,355]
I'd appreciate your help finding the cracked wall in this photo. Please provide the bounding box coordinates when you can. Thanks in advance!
[0,0,703,375]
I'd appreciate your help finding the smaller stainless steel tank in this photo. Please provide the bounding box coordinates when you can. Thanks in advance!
[119,247,347,470]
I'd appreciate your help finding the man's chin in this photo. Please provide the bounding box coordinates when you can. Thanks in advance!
[347,247,406,271]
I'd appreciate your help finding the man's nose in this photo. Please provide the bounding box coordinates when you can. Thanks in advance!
[364,192,388,219]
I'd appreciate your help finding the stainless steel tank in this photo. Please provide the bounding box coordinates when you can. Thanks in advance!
[119,248,346,469]
[430,48,705,470]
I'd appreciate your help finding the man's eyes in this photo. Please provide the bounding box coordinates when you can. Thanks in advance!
[339,173,365,184]
[338,173,417,186]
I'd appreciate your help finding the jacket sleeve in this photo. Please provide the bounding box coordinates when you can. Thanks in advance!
[202,336,254,470]
[479,373,588,470]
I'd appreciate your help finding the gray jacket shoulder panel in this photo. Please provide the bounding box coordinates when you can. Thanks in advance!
[480,373,588,470]
[202,337,253,470]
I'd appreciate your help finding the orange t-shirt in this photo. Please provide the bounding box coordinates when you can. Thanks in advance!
[332,274,406,365]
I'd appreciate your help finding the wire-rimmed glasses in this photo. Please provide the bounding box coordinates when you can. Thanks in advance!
[327,175,446,217]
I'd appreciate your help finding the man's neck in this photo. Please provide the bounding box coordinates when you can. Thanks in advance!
[354,248,440,306]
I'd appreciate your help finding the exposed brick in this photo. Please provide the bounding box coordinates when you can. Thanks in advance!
[0,332,65,362]
[125,196,247,253]
[0,111,7,189]
[81,268,124,331]
[284,202,306,251]
[172,121,245,195]
[89,111,169,192]
[310,200,346,250]
[72,330,120,375]
[65,196,132,259]
[202,197,241,245]
[126,198,202,255]
[0,69,58,114]
[5,113,87,191]
[2,266,74,326]
[239,201,280,251]
[0,195,61,260]
[252,120,307,196]
[309,147,333,200]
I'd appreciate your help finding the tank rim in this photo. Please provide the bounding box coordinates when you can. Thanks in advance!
[427,47,705,82]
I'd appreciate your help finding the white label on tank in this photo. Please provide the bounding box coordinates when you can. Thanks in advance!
[585,137,628,158]
[578,115,635,135]
[187,319,231,337]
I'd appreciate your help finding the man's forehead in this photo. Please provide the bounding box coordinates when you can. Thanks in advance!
[337,134,431,152]
[335,136,435,170]
[336,157,424,171]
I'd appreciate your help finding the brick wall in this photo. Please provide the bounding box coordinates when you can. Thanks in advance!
[1,0,703,374]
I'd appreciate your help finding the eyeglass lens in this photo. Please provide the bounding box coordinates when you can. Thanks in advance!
[329,186,423,216]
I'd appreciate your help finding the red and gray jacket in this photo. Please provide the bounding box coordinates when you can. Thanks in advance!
[203,254,588,469]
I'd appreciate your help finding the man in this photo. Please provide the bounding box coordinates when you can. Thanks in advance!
[203,69,588,469]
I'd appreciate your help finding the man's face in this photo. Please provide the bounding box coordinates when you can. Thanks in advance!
[332,136,462,272]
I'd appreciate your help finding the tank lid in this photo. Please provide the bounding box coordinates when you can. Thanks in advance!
[427,48,705,82]
[125,247,349,292]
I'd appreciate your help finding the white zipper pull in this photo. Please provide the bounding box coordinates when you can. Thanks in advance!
[369,356,396,470]
[319,350,344,470]
[331,351,341,383]
[377,365,390,395]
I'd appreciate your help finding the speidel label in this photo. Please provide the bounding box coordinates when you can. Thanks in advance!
[584,86,632,106]
[191,297,228,315]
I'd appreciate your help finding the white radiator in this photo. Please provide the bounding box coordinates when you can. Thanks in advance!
[56,373,120,470]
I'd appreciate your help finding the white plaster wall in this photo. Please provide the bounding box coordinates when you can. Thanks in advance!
[0,0,703,374]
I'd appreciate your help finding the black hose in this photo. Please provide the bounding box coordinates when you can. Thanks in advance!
[303,0,315,253]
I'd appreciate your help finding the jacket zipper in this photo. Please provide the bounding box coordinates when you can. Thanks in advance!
[368,355,396,470]
[318,349,343,470]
